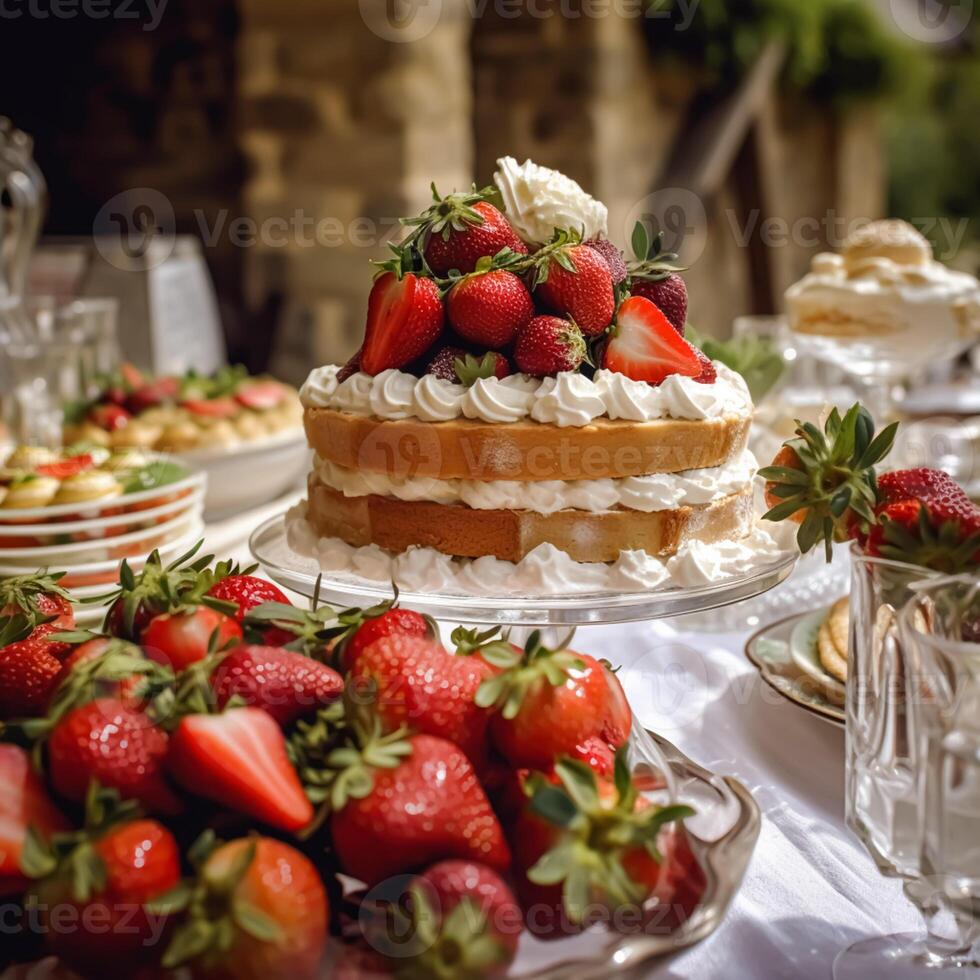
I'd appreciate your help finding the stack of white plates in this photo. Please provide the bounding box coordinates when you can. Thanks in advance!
[0,470,206,626]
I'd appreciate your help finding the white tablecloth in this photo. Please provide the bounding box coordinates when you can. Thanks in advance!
[209,508,921,980]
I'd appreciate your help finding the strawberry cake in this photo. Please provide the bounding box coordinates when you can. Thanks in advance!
[290,159,790,595]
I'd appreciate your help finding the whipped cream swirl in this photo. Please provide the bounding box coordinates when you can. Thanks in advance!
[301,364,752,426]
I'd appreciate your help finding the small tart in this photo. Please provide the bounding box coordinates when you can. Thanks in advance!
[111,421,163,450]
[52,470,122,504]
[102,449,152,472]
[158,421,203,452]
[2,477,61,509]
[4,446,60,471]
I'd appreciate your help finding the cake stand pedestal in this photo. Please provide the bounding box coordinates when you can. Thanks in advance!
[249,513,798,628]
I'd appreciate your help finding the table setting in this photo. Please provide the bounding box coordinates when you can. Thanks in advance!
[1,136,979,980]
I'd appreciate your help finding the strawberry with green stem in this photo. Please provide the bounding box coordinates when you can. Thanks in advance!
[0,571,75,632]
[475,630,609,770]
[758,404,899,561]
[627,220,689,335]
[511,750,696,932]
[22,783,181,973]
[151,831,329,980]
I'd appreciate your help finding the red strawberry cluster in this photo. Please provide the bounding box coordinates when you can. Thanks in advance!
[348,179,715,388]
[760,404,980,572]
[0,552,702,978]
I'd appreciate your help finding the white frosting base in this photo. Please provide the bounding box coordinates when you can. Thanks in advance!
[284,502,795,596]
[300,363,752,427]
[314,450,758,515]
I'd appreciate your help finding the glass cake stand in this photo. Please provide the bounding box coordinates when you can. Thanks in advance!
[249,513,798,628]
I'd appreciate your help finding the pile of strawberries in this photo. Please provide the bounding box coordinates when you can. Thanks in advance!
[0,548,702,979]
[761,404,980,571]
[347,185,715,388]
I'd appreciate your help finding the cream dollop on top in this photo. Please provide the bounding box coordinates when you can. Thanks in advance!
[494,156,608,245]
[314,450,758,515]
[301,363,752,426]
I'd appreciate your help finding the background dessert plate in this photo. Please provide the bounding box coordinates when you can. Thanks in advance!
[789,607,847,704]
[174,427,308,519]
[0,508,202,566]
[745,611,846,727]
[0,469,205,523]
[250,512,797,626]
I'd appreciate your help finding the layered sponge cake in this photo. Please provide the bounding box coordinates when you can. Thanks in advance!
[290,158,786,594]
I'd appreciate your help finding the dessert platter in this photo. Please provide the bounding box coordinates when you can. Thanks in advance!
[0,551,759,978]
[252,158,798,624]
[0,445,205,596]
[63,364,307,518]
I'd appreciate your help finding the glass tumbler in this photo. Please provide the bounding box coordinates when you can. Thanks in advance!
[845,546,938,879]
[836,573,980,977]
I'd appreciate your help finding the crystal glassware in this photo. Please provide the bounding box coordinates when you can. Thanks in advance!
[844,546,938,880]
[835,572,980,978]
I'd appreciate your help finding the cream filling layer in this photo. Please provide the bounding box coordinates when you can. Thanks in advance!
[313,450,758,515]
[300,363,753,427]
[285,502,795,596]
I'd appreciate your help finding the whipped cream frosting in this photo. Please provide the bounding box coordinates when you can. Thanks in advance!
[494,156,608,245]
[284,503,792,596]
[314,450,758,515]
[300,363,751,426]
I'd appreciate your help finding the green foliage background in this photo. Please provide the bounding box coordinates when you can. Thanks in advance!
[644,0,979,259]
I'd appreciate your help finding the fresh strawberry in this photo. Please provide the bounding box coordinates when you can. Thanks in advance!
[35,453,95,479]
[511,753,695,936]
[182,395,239,418]
[534,244,615,337]
[126,376,179,414]
[864,469,980,571]
[405,190,527,277]
[360,272,445,376]
[89,402,132,431]
[206,574,294,646]
[323,725,510,886]
[513,315,587,377]
[447,269,534,349]
[602,295,700,384]
[0,744,69,896]
[691,347,717,385]
[141,605,243,672]
[584,237,628,284]
[600,662,632,748]
[48,697,184,814]
[427,346,511,385]
[759,404,898,562]
[235,380,286,410]
[341,605,432,672]
[167,707,313,831]
[631,275,688,334]
[349,633,494,763]
[210,645,343,727]
[0,621,70,719]
[24,787,181,974]
[569,735,616,778]
[0,572,75,631]
[382,861,522,976]
[476,631,609,770]
[156,836,328,980]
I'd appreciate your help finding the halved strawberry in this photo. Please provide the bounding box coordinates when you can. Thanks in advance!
[181,396,238,418]
[602,296,701,384]
[88,404,132,432]
[360,272,444,376]
[35,454,95,479]
[235,381,286,411]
